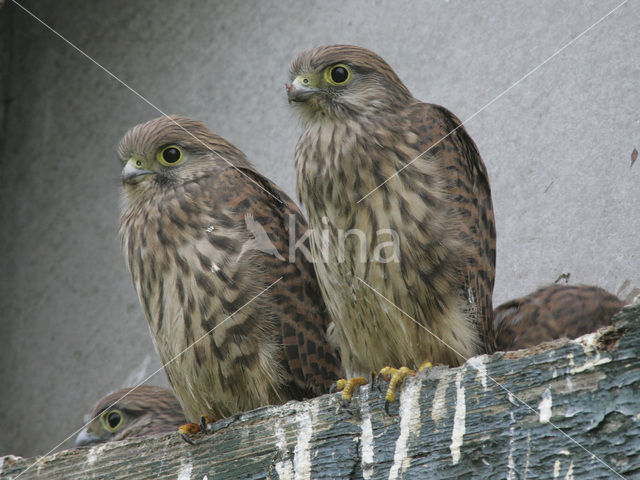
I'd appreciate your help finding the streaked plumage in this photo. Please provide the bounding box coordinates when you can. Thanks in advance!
[118,115,340,422]
[288,45,496,377]
[494,284,624,350]
[75,386,185,446]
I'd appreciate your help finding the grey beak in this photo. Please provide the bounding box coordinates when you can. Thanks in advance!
[122,161,153,185]
[75,428,102,447]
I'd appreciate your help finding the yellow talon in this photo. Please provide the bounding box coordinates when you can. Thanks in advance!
[178,422,201,445]
[332,376,368,404]
[378,361,432,414]
[378,366,416,406]
[418,361,433,372]
[178,415,214,444]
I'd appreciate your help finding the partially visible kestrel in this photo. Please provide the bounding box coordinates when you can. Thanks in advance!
[118,116,341,436]
[287,45,496,406]
[75,386,185,446]
[494,284,624,350]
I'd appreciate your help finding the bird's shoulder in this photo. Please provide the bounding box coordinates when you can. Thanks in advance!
[402,101,490,188]
[208,166,301,218]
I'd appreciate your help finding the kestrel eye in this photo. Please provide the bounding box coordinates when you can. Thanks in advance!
[158,145,183,166]
[102,409,123,431]
[327,64,351,85]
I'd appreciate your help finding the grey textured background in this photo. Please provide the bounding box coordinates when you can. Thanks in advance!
[1,0,638,458]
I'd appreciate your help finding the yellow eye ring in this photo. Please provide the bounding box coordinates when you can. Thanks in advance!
[325,64,351,85]
[101,409,123,432]
[158,145,183,166]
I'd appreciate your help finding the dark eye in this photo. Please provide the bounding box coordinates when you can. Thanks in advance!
[159,145,183,166]
[107,411,121,428]
[327,64,351,85]
[102,410,123,431]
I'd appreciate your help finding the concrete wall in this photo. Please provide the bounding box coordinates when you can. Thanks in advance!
[1,0,638,458]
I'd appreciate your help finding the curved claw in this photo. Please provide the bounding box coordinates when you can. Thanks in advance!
[178,421,203,445]
[331,377,368,407]
[181,433,196,445]
[340,399,355,415]
[199,415,214,432]
[379,366,417,415]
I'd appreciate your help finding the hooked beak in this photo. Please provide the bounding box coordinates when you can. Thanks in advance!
[286,75,318,103]
[75,428,102,447]
[122,159,154,185]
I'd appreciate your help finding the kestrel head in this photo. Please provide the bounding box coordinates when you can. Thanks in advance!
[118,115,251,202]
[287,44,413,120]
[75,386,185,446]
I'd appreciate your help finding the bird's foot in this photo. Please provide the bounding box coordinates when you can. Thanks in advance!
[330,376,369,408]
[178,415,214,445]
[377,362,431,414]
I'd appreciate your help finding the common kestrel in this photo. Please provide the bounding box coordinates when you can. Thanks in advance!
[494,284,624,350]
[287,45,496,406]
[118,116,341,438]
[75,386,185,446]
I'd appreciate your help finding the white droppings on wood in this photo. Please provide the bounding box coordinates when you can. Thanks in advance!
[430,373,450,425]
[293,404,314,480]
[450,369,466,465]
[564,460,574,479]
[359,388,375,480]
[177,459,193,480]
[538,387,552,423]
[506,412,516,480]
[274,420,293,480]
[36,457,48,476]
[567,353,575,368]
[568,353,611,374]
[388,378,422,480]
[553,459,561,478]
[467,355,488,390]
[0,456,22,476]
[86,444,107,466]
[210,262,221,273]
[575,332,598,354]
[565,376,574,392]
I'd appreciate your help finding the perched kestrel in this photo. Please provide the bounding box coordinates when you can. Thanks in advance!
[494,284,624,350]
[287,45,496,405]
[75,386,185,446]
[118,116,341,436]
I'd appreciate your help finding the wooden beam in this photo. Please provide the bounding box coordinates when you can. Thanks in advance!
[3,303,639,479]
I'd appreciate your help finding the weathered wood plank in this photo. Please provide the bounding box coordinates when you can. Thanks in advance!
[3,303,639,479]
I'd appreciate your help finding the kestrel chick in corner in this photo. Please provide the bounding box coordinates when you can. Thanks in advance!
[118,115,341,440]
[75,386,185,446]
[287,45,496,407]
[494,284,624,351]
